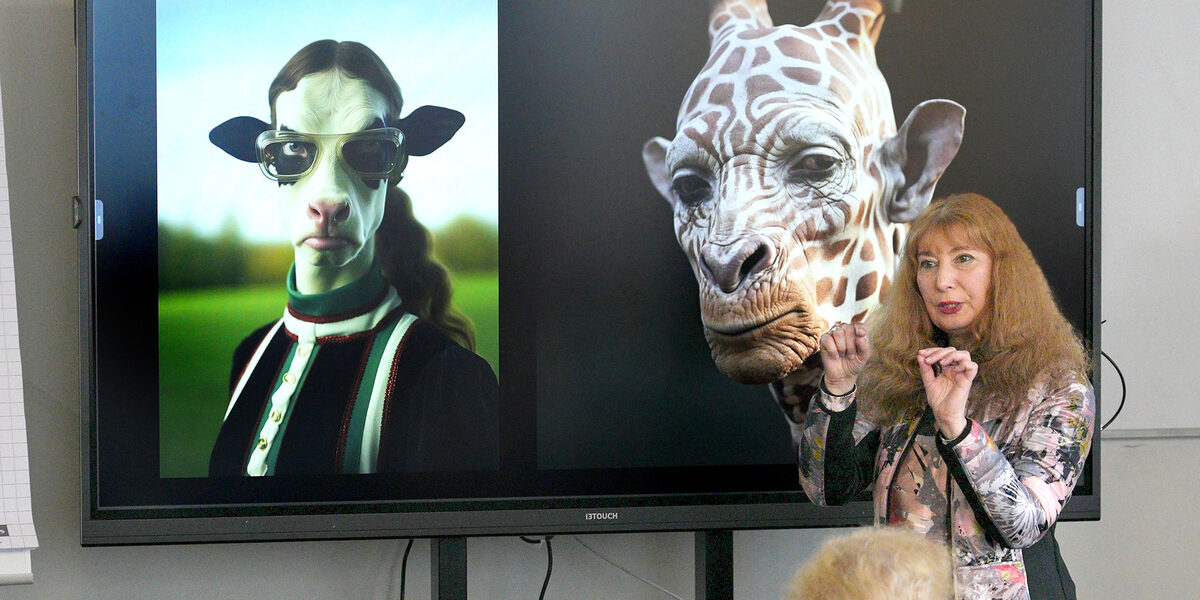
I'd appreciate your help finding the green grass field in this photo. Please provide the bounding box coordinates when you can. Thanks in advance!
[159,272,498,477]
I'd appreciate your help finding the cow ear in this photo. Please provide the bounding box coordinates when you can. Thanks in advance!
[878,100,965,223]
[398,106,465,156]
[642,137,674,205]
[209,116,271,163]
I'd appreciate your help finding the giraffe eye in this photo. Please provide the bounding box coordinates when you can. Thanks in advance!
[789,149,841,181]
[671,173,713,206]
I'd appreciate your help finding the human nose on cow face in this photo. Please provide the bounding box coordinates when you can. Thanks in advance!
[308,196,351,228]
[301,152,357,230]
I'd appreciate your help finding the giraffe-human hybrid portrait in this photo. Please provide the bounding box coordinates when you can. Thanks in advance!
[643,0,965,398]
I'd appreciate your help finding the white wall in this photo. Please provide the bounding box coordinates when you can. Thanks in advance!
[0,0,1195,598]
[1098,1,1200,431]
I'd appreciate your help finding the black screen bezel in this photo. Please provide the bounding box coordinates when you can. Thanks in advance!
[80,0,1100,545]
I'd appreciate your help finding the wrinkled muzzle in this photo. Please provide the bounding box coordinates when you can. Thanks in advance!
[685,224,825,384]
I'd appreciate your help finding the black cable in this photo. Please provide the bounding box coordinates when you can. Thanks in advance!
[1100,350,1126,430]
[520,535,554,600]
[398,538,414,600]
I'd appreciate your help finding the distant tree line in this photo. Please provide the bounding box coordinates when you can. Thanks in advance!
[160,214,498,290]
[430,215,500,274]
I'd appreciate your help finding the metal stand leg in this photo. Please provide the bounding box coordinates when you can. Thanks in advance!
[432,536,468,600]
[696,530,733,600]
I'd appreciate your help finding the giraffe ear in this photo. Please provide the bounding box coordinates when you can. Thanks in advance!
[642,137,674,205]
[879,100,965,223]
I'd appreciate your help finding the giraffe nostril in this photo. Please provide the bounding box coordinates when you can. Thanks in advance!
[740,244,768,281]
[703,237,774,294]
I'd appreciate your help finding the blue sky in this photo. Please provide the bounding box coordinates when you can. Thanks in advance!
[156,0,498,241]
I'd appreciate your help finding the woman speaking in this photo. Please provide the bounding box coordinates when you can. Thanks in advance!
[791,193,1094,600]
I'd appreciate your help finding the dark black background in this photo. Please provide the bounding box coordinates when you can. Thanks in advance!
[510,0,1092,472]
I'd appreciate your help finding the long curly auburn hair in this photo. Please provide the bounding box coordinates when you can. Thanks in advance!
[858,193,1087,425]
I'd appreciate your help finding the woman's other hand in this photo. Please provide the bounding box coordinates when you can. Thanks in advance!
[819,322,870,395]
[917,347,976,439]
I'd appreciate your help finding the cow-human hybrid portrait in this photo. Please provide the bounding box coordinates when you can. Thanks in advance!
[642,0,964,403]
[206,40,498,476]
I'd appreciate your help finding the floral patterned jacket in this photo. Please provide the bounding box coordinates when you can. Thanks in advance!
[782,369,1094,600]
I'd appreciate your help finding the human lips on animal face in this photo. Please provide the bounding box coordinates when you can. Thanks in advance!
[272,71,391,273]
[915,228,993,338]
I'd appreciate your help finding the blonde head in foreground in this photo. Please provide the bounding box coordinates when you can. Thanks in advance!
[786,527,954,600]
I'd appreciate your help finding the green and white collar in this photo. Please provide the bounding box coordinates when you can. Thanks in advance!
[283,264,404,340]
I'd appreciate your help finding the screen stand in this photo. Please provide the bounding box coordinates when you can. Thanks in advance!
[430,533,731,599]
[432,536,468,600]
[696,530,734,600]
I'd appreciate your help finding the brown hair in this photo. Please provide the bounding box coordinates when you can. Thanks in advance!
[267,40,475,349]
[858,193,1087,425]
[787,527,954,600]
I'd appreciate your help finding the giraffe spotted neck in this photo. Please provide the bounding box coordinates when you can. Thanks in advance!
[644,0,964,386]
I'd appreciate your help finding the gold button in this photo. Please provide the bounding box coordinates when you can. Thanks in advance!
[270,410,282,423]
[283,373,297,384]
[257,438,268,450]
[298,346,311,357]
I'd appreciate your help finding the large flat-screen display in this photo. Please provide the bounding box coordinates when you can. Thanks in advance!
[81,0,1100,544]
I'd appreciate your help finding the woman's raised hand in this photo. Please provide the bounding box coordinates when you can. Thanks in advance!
[917,347,977,439]
[819,322,870,395]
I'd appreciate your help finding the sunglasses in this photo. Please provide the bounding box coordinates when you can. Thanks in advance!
[255,127,407,183]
